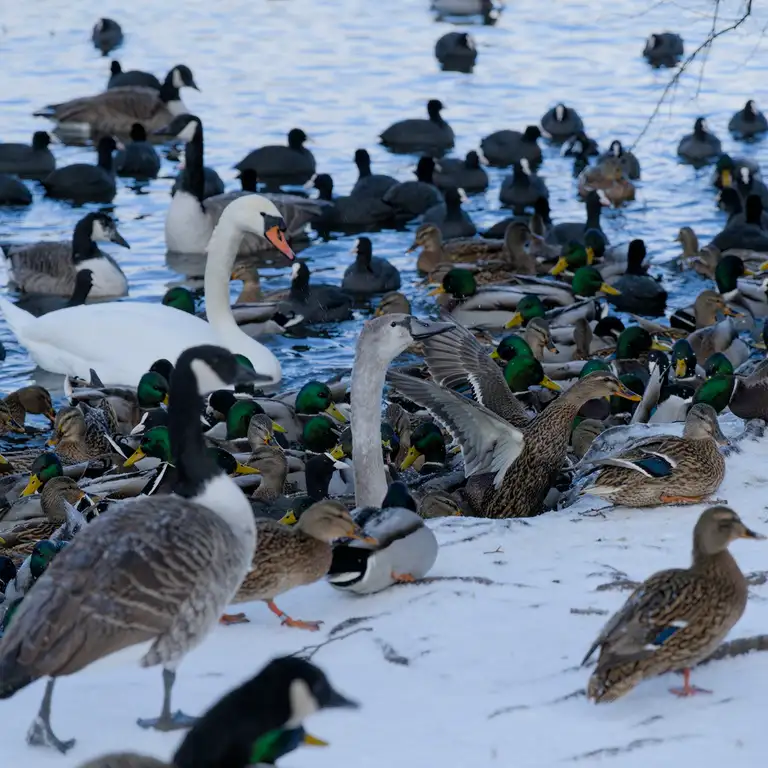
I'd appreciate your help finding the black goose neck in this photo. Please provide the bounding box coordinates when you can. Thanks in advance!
[71,216,100,262]
[585,194,602,228]
[182,122,206,204]
[290,264,311,300]
[355,150,371,177]
[67,271,93,306]
[169,354,222,499]
[97,141,114,172]
[745,195,763,226]
[159,71,181,104]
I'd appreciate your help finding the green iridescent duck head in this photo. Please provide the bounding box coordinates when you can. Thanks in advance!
[704,352,734,377]
[429,268,477,300]
[550,241,594,276]
[295,381,347,422]
[491,334,535,362]
[226,400,266,440]
[693,373,737,414]
[503,355,562,392]
[715,254,753,296]
[20,453,64,496]
[504,295,546,329]
[137,371,170,408]
[400,422,446,470]
[579,359,611,378]
[30,539,61,579]
[301,417,341,453]
[671,339,696,379]
[123,426,172,466]
[615,326,671,360]
[584,228,607,260]
[162,286,196,314]
[571,266,620,298]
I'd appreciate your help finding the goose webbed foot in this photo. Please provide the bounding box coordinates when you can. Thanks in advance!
[219,612,249,625]
[136,668,197,731]
[266,599,322,631]
[392,571,416,583]
[26,679,75,754]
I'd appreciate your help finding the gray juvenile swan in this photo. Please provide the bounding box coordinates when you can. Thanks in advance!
[0,345,265,753]
[351,314,453,508]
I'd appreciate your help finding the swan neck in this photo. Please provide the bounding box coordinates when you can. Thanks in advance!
[205,220,244,337]
[351,341,389,508]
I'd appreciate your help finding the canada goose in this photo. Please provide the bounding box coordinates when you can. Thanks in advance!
[34,65,198,141]
[41,136,118,203]
[14,269,94,317]
[4,212,129,298]
[157,115,324,256]
[0,345,265,752]
[0,132,55,180]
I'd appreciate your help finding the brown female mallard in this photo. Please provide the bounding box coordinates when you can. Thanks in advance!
[0,476,85,558]
[583,505,763,702]
[389,368,640,518]
[583,403,727,506]
[220,500,373,628]
[47,402,117,465]
[3,385,56,427]
[578,157,635,207]
[0,401,26,436]
[407,223,504,274]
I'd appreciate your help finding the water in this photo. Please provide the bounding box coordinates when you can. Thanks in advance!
[1,0,767,397]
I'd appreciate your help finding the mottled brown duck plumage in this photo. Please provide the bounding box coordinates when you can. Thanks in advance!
[583,506,763,702]
[3,385,56,427]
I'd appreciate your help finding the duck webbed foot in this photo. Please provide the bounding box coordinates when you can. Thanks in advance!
[266,599,323,631]
[26,679,75,754]
[659,493,705,505]
[392,571,417,583]
[137,668,197,731]
[669,668,712,697]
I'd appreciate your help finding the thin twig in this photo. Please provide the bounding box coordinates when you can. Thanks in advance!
[632,0,753,149]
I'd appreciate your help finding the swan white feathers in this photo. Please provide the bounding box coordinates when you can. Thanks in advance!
[0,195,295,386]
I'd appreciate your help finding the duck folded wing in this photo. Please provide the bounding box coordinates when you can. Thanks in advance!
[387,371,524,487]
[420,321,529,426]
[0,498,239,682]
[582,568,706,669]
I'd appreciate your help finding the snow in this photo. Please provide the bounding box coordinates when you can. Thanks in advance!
[3,415,768,767]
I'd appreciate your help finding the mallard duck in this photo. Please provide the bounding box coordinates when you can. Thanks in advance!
[0,402,26,436]
[711,255,768,319]
[121,426,178,496]
[675,226,720,278]
[220,500,374,627]
[326,482,439,593]
[301,416,343,455]
[1,539,63,626]
[390,369,640,517]
[670,289,741,334]
[688,317,749,368]
[15,453,64,498]
[492,318,558,363]
[79,657,353,768]
[406,222,504,274]
[607,240,668,316]
[570,418,606,459]
[583,403,726,506]
[577,157,635,207]
[0,477,86,557]
[375,291,411,317]
[597,140,641,179]
[399,422,448,473]
[583,505,763,702]
[3,386,56,428]
[230,263,264,304]
[47,402,117,465]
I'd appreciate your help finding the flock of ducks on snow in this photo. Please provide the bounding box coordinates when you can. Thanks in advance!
[0,11,768,768]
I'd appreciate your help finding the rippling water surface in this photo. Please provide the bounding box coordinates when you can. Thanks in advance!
[1,0,768,399]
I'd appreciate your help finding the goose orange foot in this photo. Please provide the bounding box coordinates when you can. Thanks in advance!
[266,599,322,631]
[392,571,416,583]
[219,613,249,625]
[669,669,712,697]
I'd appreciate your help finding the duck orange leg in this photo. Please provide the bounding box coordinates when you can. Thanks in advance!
[219,612,249,625]
[391,571,416,583]
[669,668,712,697]
[266,599,323,631]
[660,494,706,505]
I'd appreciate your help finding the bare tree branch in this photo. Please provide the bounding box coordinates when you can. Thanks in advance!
[631,0,753,149]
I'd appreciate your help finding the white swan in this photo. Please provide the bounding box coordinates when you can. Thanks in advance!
[0,195,295,386]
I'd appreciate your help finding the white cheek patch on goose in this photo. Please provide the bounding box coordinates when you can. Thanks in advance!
[190,359,230,395]
[286,678,319,727]
[555,104,565,122]
[177,120,199,144]
[92,218,109,242]
[172,68,184,89]
[292,262,301,279]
